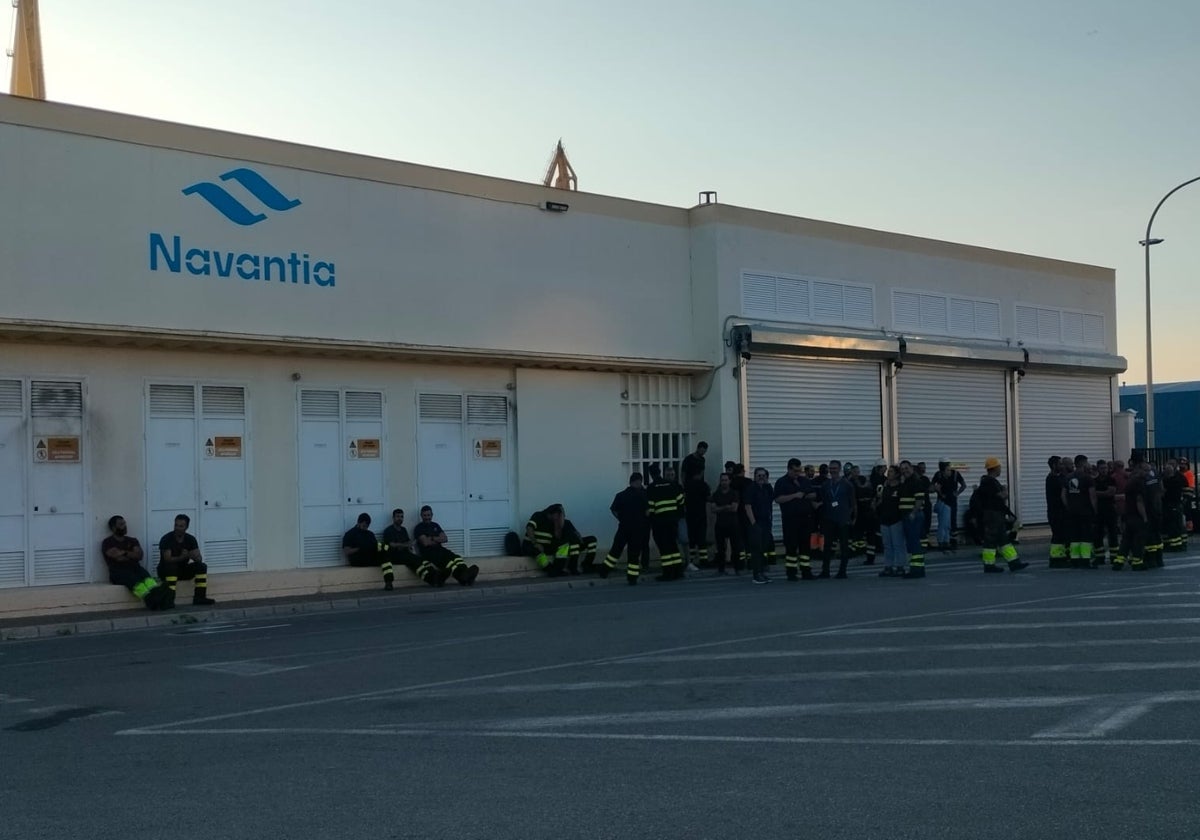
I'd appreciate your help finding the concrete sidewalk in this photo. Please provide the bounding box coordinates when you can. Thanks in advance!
[0,573,626,641]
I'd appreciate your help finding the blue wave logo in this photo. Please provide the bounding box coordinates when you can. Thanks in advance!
[182,168,302,226]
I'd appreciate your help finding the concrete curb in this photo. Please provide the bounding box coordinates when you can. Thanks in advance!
[0,574,627,641]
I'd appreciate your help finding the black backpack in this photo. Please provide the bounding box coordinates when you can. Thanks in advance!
[504,530,523,556]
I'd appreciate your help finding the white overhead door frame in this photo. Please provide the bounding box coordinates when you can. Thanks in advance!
[1016,372,1114,524]
[745,355,886,477]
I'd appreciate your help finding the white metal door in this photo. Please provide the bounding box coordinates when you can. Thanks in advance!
[896,365,1009,531]
[147,383,250,574]
[297,389,387,567]
[1018,372,1114,524]
[28,381,87,585]
[417,393,466,555]
[147,385,198,554]
[465,394,513,556]
[343,391,385,529]
[747,356,884,476]
[198,386,249,572]
[0,380,26,587]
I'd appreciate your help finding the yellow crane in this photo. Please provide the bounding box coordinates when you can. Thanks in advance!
[7,0,45,99]
[542,139,577,191]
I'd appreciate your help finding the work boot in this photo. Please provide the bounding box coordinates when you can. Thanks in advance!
[902,566,926,579]
[192,593,216,606]
[800,568,815,581]
[466,564,480,585]
[1008,559,1028,572]
[983,565,1004,574]
[786,569,799,582]
[597,566,610,579]
[384,580,394,591]
[862,556,875,566]
[580,557,596,574]
[627,574,638,585]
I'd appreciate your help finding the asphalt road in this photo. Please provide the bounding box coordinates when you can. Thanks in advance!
[3,549,1200,840]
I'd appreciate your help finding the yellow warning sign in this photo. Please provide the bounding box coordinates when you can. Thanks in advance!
[34,436,81,463]
[354,438,381,459]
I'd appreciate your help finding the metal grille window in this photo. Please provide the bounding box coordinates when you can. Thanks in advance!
[621,374,694,478]
[1016,304,1105,349]
[741,271,875,328]
[467,395,508,424]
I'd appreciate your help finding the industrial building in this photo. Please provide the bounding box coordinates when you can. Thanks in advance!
[0,94,1126,601]
[1120,381,1200,449]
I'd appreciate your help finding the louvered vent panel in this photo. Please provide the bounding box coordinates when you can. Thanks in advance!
[149,384,195,417]
[419,394,463,421]
[301,390,340,418]
[203,540,249,572]
[32,548,86,585]
[467,395,508,424]
[0,551,26,587]
[0,380,22,415]
[30,381,82,418]
[202,386,245,417]
[345,391,384,419]
[468,528,509,557]
[302,535,343,568]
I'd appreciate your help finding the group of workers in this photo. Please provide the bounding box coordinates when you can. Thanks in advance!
[597,443,1005,584]
[1044,453,1194,572]
[101,513,217,610]
[102,446,1194,610]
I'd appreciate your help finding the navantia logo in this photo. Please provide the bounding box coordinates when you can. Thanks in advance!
[148,166,335,288]
[182,167,301,226]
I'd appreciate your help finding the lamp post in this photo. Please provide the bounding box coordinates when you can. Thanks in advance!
[1141,176,1200,449]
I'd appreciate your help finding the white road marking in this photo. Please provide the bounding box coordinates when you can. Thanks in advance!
[0,695,33,704]
[1080,591,1200,600]
[969,603,1200,615]
[168,623,292,636]
[116,727,1200,747]
[184,632,525,676]
[1033,701,1158,739]
[810,616,1200,636]
[610,635,1200,664]
[394,660,1200,700]
[116,584,1168,735]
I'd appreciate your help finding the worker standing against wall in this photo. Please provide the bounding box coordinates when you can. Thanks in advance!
[775,458,815,581]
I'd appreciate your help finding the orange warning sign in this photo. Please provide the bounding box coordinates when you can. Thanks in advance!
[351,438,381,459]
[213,436,243,458]
[34,437,80,463]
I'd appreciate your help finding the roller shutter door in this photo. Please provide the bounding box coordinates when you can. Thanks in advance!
[896,365,1009,508]
[1018,373,1113,523]
[747,356,884,477]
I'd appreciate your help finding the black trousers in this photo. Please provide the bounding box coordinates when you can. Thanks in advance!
[712,522,742,572]
[1093,509,1119,555]
[609,520,648,568]
[746,521,774,574]
[1119,516,1144,565]
[821,521,851,575]
[781,514,811,566]
[651,518,683,575]
[686,511,708,549]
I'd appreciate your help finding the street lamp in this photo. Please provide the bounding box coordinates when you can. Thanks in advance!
[1141,176,1200,449]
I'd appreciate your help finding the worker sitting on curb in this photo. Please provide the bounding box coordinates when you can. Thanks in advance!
[524,503,594,576]
[102,515,172,611]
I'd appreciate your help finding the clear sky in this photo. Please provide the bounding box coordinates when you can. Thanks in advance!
[9,0,1200,384]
